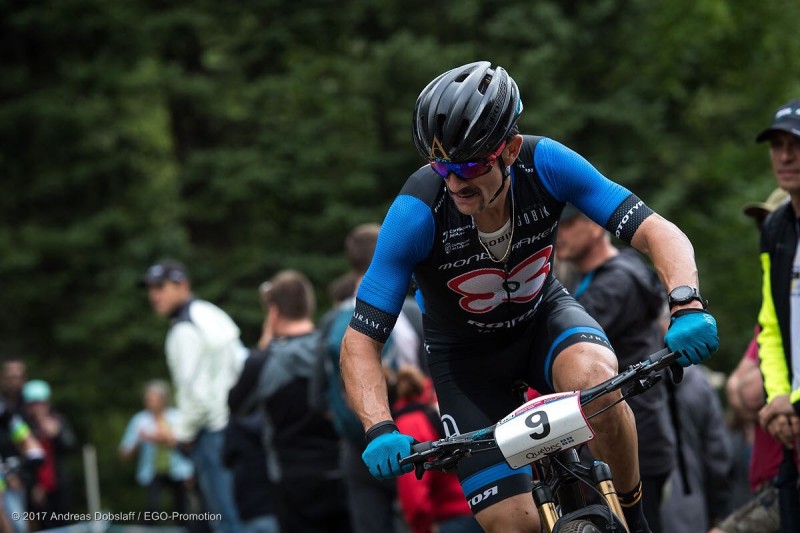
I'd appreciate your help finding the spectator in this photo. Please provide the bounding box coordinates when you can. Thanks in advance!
[119,379,194,520]
[555,205,676,533]
[1,359,26,416]
[221,409,277,533]
[22,380,77,531]
[0,398,45,533]
[659,366,734,533]
[327,271,358,307]
[0,358,30,533]
[228,270,350,533]
[709,188,791,533]
[314,223,424,533]
[140,259,245,533]
[711,99,800,532]
[392,365,481,533]
[753,98,800,448]
[224,291,279,533]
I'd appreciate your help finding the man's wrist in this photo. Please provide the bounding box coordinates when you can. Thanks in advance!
[670,307,709,320]
[365,420,398,444]
[669,301,706,314]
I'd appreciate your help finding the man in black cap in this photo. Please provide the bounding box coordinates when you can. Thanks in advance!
[710,187,791,533]
[751,99,800,449]
[140,259,246,533]
[734,99,800,533]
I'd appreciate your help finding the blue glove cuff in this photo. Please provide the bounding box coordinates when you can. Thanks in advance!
[365,421,398,443]
[670,308,708,320]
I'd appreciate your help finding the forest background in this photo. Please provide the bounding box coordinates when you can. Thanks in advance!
[2,0,799,514]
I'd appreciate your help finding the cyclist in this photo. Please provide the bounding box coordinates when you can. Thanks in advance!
[339,61,719,533]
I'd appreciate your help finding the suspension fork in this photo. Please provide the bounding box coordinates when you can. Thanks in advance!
[531,449,587,533]
[591,461,629,531]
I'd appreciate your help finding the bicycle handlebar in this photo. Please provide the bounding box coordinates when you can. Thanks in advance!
[400,347,678,476]
[579,347,679,405]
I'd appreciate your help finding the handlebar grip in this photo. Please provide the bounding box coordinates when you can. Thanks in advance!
[410,441,434,454]
[647,347,672,365]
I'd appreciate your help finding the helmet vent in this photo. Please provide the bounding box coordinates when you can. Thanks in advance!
[478,74,492,94]
[435,114,447,140]
[454,119,470,149]
[454,72,470,83]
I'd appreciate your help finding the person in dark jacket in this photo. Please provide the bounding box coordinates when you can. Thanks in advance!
[228,270,350,533]
[221,408,278,533]
[556,205,677,533]
[660,366,734,532]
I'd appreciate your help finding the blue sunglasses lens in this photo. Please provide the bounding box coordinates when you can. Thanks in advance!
[430,160,490,180]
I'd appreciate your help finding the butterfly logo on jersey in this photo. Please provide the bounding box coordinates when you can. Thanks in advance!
[447,245,552,313]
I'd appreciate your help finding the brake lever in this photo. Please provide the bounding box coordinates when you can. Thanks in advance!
[414,462,425,480]
[625,371,663,394]
[434,450,468,473]
[668,363,684,385]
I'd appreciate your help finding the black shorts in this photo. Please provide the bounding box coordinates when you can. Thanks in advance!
[425,277,610,513]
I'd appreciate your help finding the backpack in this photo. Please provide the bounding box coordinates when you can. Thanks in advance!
[311,300,423,449]
[315,303,396,449]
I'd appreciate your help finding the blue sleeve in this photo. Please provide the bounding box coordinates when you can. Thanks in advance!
[534,138,633,227]
[357,194,435,317]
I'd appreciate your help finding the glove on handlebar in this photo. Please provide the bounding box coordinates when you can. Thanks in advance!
[665,308,719,367]
[362,421,414,480]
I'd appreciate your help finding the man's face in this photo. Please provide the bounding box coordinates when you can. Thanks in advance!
[769,131,800,195]
[147,281,189,317]
[1,362,25,395]
[442,136,522,217]
[556,215,597,263]
[444,164,505,217]
[143,388,167,412]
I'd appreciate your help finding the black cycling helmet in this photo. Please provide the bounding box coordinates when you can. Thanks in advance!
[413,61,523,162]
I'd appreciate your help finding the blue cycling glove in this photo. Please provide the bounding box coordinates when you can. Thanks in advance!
[664,308,719,367]
[361,421,414,480]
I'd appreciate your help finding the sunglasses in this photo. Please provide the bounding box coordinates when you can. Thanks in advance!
[429,141,507,181]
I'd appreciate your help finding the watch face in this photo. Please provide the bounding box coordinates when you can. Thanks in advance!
[670,286,695,301]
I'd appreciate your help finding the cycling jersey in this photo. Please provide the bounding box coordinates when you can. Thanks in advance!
[351,135,654,343]
[425,278,611,512]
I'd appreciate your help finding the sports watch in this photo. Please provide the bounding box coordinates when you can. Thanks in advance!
[667,285,706,309]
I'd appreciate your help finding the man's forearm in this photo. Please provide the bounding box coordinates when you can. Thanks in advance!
[340,328,393,429]
[630,215,700,295]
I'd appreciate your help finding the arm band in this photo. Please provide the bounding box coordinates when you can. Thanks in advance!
[604,194,654,243]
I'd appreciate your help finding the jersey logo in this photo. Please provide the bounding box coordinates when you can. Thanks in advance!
[446,246,552,313]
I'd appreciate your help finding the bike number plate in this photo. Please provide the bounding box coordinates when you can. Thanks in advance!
[494,391,594,469]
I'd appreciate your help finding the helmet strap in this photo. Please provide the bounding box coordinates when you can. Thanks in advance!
[487,155,509,205]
